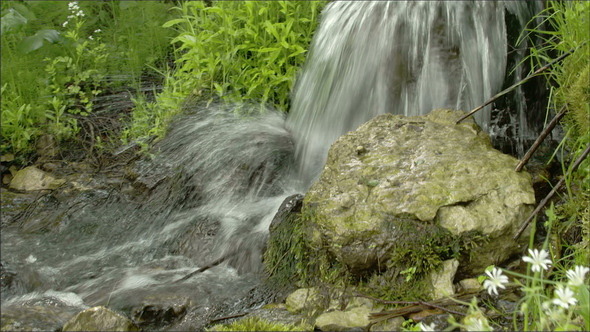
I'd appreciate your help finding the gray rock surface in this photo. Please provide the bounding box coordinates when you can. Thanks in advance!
[62,306,139,332]
[304,109,535,277]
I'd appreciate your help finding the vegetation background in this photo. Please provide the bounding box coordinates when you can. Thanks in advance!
[1,1,588,330]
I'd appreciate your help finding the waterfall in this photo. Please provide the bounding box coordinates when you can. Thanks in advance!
[287,1,541,187]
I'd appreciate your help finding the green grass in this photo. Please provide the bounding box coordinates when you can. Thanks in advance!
[0,1,175,158]
[208,316,311,332]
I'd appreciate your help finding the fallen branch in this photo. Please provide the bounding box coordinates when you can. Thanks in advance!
[356,291,475,323]
[456,45,582,124]
[208,312,249,325]
[173,255,229,283]
[515,105,567,172]
[514,143,590,240]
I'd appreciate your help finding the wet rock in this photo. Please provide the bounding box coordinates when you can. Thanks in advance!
[303,109,535,279]
[458,278,481,292]
[285,288,323,314]
[314,306,372,331]
[269,194,304,233]
[2,173,12,185]
[428,259,458,299]
[9,166,66,191]
[130,294,191,329]
[0,261,17,301]
[0,154,15,162]
[1,305,78,332]
[369,316,404,331]
[1,293,84,332]
[62,306,139,332]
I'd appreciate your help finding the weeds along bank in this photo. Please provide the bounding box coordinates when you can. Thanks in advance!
[524,1,589,267]
[124,1,326,144]
[1,1,175,161]
[0,1,325,161]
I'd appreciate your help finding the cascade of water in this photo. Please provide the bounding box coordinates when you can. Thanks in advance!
[286,1,539,187]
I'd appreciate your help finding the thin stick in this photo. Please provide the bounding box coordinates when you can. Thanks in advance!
[514,143,590,240]
[515,105,567,172]
[456,46,580,124]
[208,312,249,325]
[173,255,228,283]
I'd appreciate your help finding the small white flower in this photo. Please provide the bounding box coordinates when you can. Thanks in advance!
[88,35,94,40]
[418,322,436,331]
[552,285,578,309]
[62,21,69,27]
[566,265,589,287]
[522,248,552,272]
[483,267,509,296]
[76,11,85,18]
[94,29,101,34]
[464,318,491,331]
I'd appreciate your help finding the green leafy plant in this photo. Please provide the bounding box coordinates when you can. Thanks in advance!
[1,1,175,157]
[122,1,325,146]
[164,1,324,110]
[518,0,589,277]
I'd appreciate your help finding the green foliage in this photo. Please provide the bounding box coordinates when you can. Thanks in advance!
[521,0,589,279]
[123,0,325,147]
[264,205,486,303]
[208,316,311,332]
[0,1,175,157]
[165,1,324,110]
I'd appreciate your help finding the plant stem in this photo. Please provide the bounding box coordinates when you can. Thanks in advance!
[515,105,567,172]
[456,45,583,124]
[514,143,590,240]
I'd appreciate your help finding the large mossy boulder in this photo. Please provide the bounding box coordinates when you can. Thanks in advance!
[296,109,534,290]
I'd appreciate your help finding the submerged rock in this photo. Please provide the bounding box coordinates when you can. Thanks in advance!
[303,109,534,281]
[62,306,139,332]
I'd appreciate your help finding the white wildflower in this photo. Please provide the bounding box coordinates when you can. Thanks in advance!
[94,29,102,34]
[522,248,552,272]
[62,21,69,27]
[464,318,492,332]
[88,35,94,40]
[418,322,436,331]
[483,267,509,296]
[566,265,589,287]
[552,285,578,309]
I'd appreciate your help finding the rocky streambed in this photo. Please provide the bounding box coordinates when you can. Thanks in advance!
[1,109,555,331]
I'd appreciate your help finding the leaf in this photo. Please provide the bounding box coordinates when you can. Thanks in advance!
[263,21,280,40]
[162,18,187,28]
[36,29,61,43]
[0,8,28,35]
[255,47,280,53]
[18,35,44,54]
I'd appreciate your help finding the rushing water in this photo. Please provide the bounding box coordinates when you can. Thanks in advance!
[1,1,542,330]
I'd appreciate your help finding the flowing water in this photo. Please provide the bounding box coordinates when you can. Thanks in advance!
[0,1,542,330]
